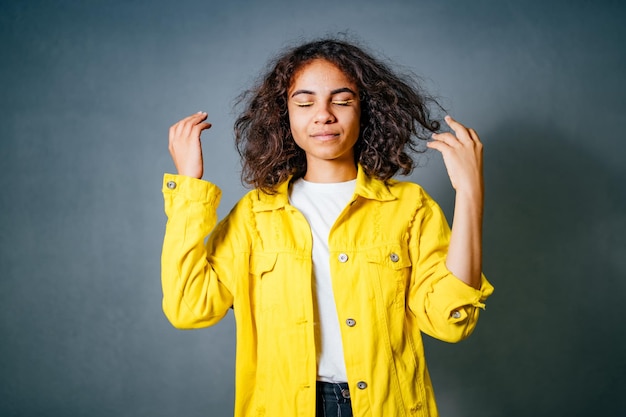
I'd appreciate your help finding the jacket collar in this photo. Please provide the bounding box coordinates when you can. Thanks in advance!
[251,165,397,212]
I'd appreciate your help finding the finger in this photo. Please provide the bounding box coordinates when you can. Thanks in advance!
[181,111,208,132]
[444,115,473,143]
[170,124,212,152]
[191,122,212,138]
[183,111,208,123]
[426,138,450,153]
[170,112,206,132]
[431,131,459,148]
[173,112,210,140]
[468,127,482,143]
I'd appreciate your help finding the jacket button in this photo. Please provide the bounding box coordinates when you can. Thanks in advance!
[356,381,367,390]
[345,318,356,327]
[451,310,462,319]
[338,253,349,263]
[389,252,399,262]
[166,180,177,190]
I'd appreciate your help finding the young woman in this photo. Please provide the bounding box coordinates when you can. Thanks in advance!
[162,38,494,417]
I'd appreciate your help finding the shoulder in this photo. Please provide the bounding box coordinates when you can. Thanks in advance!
[381,178,448,226]
[385,178,435,206]
[231,185,289,214]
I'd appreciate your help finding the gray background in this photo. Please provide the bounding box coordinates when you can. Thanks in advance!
[1,0,625,416]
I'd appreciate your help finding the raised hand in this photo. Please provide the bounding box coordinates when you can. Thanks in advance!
[427,115,484,289]
[168,112,212,179]
[427,115,483,198]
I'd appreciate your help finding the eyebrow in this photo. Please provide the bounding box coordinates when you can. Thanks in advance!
[290,87,357,98]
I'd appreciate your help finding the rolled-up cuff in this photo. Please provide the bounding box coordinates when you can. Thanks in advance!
[162,173,222,206]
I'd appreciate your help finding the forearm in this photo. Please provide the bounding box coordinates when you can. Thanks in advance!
[161,174,232,328]
[427,116,485,289]
[446,187,483,289]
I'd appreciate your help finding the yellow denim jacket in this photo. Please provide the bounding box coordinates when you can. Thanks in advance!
[161,166,493,417]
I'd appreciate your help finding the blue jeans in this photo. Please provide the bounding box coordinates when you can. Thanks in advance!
[316,381,353,417]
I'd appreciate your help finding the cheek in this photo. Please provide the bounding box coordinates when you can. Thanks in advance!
[288,112,307,136]
[349,105,361,126]
[286,118,304,146]
[290,134,307,152]
[349,111,362,135]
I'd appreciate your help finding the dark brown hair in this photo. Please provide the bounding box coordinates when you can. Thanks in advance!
[234,37,441,192]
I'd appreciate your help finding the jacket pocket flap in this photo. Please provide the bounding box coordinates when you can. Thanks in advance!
[249,252,278,276]
[365,244,411,270]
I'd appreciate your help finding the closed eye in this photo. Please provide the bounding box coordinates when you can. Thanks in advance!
[332,99,355,106]
[294,101,314,107]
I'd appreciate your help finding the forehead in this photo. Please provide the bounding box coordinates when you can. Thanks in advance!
[289,59,356,90]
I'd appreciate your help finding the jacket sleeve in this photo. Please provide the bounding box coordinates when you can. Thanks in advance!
[161,173,242,329]
[407,195,494,343]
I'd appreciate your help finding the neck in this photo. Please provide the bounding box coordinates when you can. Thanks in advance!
[303,160,357,183]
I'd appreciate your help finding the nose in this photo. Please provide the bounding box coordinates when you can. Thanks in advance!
[314,103,336,124]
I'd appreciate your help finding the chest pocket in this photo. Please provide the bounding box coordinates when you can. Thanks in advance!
[249,252,280,312]
[250,253,278,276]
[366,243,412,308]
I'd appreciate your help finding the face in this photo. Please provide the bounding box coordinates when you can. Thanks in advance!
[287,59,361,179]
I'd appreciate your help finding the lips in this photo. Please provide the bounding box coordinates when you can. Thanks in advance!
[311,131,340,141]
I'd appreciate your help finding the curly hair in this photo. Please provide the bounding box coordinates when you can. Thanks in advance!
[234,37,442,192]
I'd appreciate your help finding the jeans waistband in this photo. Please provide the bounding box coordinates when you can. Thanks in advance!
[316,381,351,400]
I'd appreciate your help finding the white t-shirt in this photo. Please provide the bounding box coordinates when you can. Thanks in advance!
[289,177,356,383]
